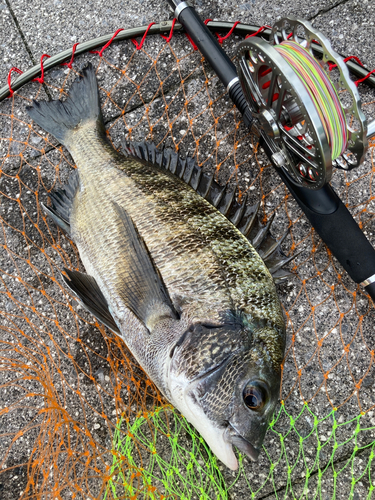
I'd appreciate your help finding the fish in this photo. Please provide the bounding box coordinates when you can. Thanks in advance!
[26,63,289,471]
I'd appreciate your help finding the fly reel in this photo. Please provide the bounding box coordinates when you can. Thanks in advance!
[236,16,368,190]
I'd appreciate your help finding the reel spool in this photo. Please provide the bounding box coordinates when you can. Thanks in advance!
[236,16,368,190]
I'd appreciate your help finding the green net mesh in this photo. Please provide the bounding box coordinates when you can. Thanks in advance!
[0,26,375,499]
[105,405,375,499]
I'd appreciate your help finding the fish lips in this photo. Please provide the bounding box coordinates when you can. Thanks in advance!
[225,424,261,462]
[229,434,261,461]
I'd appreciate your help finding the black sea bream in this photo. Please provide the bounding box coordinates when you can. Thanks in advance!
[27,64,287,470]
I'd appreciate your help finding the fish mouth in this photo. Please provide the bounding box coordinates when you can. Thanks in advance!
[225,424,261,462]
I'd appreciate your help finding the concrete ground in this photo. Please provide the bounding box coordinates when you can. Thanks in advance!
[1,0,374,86]
[0,0,374,499]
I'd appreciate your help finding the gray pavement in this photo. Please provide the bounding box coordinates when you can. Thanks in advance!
[1,0,375,499]
[0,3,32,86]
[1,0,374,85]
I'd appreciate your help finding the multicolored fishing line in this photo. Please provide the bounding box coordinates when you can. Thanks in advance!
[275,40,348,160]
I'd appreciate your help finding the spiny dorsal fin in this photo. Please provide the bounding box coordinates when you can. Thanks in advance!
[122,140,256,229]
[227,194,248,226]
[196,172,213,198]
[217,185,236,216]
[121,140,293,283]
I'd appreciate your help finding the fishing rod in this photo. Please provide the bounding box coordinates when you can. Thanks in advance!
[166,0,375,301]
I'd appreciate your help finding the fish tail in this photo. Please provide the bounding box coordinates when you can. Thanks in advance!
[26,63,104,146]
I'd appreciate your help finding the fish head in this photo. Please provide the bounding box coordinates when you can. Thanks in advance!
[168,318,285,470]
[223,351,282,464]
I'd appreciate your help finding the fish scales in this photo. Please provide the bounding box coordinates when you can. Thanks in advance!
[27,64,286,471]
[73,129,282,337]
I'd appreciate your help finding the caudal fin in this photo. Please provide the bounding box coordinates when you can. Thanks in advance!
[26,63,104,146]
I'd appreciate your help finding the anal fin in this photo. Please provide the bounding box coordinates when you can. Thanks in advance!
[43,170,79,236]
[63,268,120,334]
[42,203,71,235]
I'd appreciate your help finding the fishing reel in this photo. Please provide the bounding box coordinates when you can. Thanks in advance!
[236,16,369,190]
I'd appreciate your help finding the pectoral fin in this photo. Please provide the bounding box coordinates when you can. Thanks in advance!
[112,202,178,330]
[63,268,120,334]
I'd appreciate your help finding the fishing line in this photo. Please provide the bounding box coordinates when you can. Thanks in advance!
[274,40,348,160]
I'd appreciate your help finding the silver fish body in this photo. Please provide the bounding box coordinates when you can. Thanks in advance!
[27,64,286,470]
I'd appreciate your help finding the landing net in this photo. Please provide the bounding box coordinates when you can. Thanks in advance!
[0,23,375,499]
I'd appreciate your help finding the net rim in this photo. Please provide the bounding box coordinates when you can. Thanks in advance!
[1,20,374,103]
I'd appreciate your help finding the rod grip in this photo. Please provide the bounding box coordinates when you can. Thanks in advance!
[228,80,253,127]
[280,172,375,292]
[260,138,375,300]
[300,198,375,284]
[177,6,237,85]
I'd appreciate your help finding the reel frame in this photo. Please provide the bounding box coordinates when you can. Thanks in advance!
[236,16,368,190]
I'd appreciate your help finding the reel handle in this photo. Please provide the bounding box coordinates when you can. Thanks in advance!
[166,0,253,126]
[166,0,375,301]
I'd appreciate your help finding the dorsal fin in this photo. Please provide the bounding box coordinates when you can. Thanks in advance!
[122,140,293,283]
[122,141,259,234]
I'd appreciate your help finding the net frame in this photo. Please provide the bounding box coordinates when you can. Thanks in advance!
[0,20,375,499]
[1,20,375,102]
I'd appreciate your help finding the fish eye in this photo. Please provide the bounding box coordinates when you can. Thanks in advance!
[243,382,267,411]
